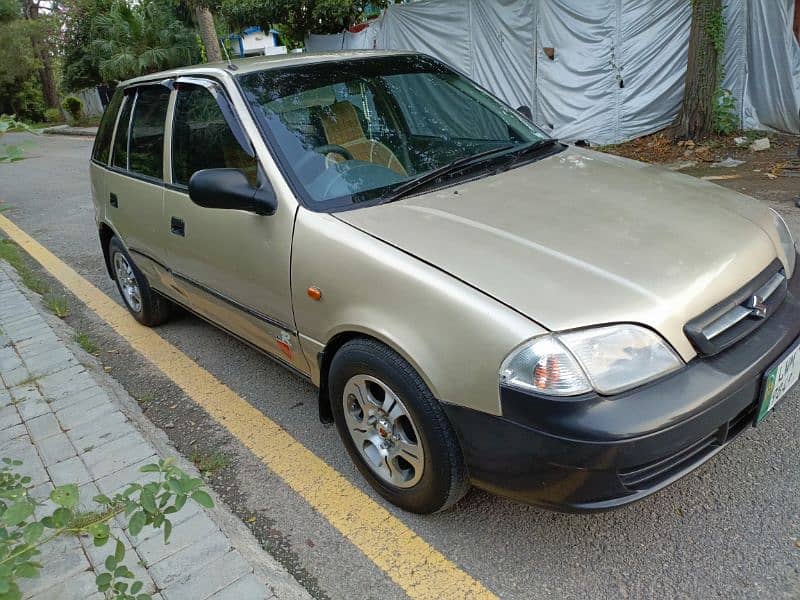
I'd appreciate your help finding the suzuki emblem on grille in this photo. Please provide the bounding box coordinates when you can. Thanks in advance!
[746,294,768,319]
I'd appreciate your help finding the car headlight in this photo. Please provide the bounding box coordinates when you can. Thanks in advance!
[500,324,684,396]
[770,209,796,278]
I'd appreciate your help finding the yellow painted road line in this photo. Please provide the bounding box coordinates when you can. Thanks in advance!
[0,213,497,600]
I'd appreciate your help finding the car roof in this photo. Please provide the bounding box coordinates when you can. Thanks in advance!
[119,50,419,88]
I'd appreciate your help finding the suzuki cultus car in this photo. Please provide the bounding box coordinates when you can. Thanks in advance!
[90,51,800,514]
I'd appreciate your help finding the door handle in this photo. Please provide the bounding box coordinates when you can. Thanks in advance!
[109,193,118,208]
[170,217,185,237]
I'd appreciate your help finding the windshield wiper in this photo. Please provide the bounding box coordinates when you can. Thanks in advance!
[501,138,561,167]
[380,144,515,204]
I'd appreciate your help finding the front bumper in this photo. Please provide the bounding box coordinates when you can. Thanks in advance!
[443,269,800,512]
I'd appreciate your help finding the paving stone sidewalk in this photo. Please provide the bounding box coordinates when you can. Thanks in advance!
[0,263,312,600]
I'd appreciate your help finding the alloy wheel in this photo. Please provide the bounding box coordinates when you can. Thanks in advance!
[113,252,142,313]
[342,374,425,488]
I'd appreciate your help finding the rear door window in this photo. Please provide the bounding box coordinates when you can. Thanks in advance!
[111,95,133,170]
[92,89,124,164]
[171,85,258,187]
[129,86,170,179]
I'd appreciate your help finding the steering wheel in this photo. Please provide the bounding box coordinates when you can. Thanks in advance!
[314,144,354,162]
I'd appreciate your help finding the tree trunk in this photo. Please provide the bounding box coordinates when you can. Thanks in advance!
[195,6,222,63]
[22,0,59,109]
[37,47,59,108]
[670,0,722,140]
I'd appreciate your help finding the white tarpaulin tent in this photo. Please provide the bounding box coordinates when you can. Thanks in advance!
[306,0,800,144]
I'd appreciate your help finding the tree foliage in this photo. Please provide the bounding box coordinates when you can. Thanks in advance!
[219,0,392,47]
[61,0,112,92]
[0,0,19,22]
[90,0,202,83]
[0,4,47,120]
[20,0,61,110]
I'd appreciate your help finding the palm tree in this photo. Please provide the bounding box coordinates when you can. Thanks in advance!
[191,2,222,63]
[91,0,201,83]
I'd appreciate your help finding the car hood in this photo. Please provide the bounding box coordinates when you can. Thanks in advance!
[336,147,782,360]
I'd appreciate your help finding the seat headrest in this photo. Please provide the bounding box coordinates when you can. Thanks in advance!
[321,102,365,145]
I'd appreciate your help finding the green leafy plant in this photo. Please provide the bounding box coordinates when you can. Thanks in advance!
[712,88,737,135]
[0,115,36,163]
[60,96,84,124]
[0,457,213,600]
[701,1,739,136]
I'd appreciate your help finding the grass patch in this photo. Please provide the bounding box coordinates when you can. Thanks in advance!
[0,238,50,295]
[20,270,48,295]
[43,293,69,318]
[190,451,229,478]
[0,238,23,270]
[136,393,154,409]
[74,331,99,355]
[742,129,774,143]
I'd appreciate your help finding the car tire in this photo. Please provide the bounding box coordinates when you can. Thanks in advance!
[329,338,469,514]
[108,236,171,327]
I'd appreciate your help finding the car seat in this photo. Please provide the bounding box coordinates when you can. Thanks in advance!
[320,102,407,176]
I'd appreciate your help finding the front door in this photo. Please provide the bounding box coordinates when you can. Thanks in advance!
[163,80,309,374]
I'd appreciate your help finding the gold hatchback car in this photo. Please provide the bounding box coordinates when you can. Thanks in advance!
[90,51,800,514]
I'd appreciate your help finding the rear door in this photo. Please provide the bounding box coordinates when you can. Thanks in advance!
[104,85,170,284]
[162,78,309,374]
[90,88,124,227]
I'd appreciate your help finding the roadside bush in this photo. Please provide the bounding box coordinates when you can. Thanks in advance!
[61,95,84,124]
[8,79,45,123]
[43,108,61,123]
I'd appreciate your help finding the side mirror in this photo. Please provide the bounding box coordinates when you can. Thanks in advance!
[516,105,533,121]
[188,168,277,216]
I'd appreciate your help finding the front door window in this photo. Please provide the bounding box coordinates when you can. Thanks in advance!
[172,86,258,187]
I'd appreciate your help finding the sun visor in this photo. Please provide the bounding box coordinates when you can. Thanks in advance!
[266,86,337,114]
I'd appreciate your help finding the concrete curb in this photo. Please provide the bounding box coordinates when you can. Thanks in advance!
[41,125,97,138]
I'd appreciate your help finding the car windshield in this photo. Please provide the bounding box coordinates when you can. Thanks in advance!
[237,54,552,211]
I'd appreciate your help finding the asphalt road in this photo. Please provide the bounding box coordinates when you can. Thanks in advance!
[1,132,799,600]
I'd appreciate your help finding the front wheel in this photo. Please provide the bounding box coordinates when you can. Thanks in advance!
[329,338,469,514]
[109,236,171,327]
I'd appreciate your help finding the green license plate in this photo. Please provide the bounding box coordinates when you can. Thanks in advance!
[757,340,800,424]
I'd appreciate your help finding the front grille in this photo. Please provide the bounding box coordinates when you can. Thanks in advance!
[619,403,756,491]
[684,259,787,356]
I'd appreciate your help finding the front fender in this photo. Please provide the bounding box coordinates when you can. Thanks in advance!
[291,210,544,417]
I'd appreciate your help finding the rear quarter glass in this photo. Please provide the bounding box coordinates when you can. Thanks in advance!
[92,88,124,164]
